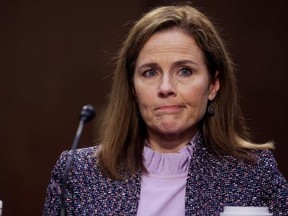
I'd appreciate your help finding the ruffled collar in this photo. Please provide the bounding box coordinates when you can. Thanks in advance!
[143,132,198,176]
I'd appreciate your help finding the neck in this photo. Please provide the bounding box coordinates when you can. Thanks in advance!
[146,128,198,153]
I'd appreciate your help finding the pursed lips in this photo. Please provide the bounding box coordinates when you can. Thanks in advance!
[154,104,185,113]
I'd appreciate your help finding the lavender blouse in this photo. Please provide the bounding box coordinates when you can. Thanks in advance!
[137,136,197,216]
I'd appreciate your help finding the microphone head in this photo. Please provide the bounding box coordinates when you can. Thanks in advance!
[80,105,95,123]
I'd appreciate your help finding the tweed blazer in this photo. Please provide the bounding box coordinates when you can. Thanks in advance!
[43,137,288,215]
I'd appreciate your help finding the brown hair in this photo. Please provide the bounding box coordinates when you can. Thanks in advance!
[97,5,273,179]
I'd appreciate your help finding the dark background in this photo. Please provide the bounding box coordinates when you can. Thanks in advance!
[0,0,287,215]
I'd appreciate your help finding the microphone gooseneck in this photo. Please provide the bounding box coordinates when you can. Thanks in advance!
[59,105,95,216]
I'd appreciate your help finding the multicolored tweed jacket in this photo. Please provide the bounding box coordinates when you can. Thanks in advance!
[43,136,288,215]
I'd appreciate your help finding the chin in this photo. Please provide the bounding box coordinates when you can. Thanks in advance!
[152,120,197,136]
[156,124,185,135]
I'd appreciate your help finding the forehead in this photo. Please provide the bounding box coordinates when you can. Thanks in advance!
[136,28,205,66]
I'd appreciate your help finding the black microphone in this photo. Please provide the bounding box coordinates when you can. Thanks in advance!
[59,105,95,216]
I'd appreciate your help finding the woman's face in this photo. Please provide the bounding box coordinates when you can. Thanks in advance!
[133,28,219,138]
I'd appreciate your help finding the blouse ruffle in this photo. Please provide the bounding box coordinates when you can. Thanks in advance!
[143,133,198,176]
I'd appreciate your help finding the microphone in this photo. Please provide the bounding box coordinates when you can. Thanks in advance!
[0,200,3,216]
[80,104,96,123]
[59,105,95,216]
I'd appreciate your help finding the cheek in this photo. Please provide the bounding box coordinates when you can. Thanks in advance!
[134,86,152,110]
[180,83,210,103]
[134,79,154,102]
[137,93,152,112]
[180,86,210,118]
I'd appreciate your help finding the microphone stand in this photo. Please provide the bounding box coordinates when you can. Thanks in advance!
[59,105,95,216]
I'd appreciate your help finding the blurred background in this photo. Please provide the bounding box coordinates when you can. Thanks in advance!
[0,0,287,215]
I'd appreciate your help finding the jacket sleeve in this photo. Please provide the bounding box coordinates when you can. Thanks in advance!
[259,150,288,215]
[43,151,69,216]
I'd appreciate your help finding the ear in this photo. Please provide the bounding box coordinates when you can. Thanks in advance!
[208,71,220,100]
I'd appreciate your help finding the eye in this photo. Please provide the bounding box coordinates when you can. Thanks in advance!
[143,69,158,78]
[178,67,192,76]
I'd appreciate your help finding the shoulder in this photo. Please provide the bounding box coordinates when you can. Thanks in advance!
[254,149,277,169]
[193,138,279,176]
[254,149,287,183]
[196,144,285,184]
[66,146,99,163]
[56,146,99,165]
[52,146,102,180]
[60,145,100,160]
[194,135,276,167]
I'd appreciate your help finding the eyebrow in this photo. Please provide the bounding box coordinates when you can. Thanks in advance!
[137,60,198,71]
[172,60,198,68]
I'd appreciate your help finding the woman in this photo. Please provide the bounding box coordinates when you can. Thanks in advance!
[43,5,288,215]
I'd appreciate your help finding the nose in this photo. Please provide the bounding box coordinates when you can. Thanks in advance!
[158,74,176,98]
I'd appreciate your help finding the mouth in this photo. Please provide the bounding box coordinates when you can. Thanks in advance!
[154,105,185,113]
